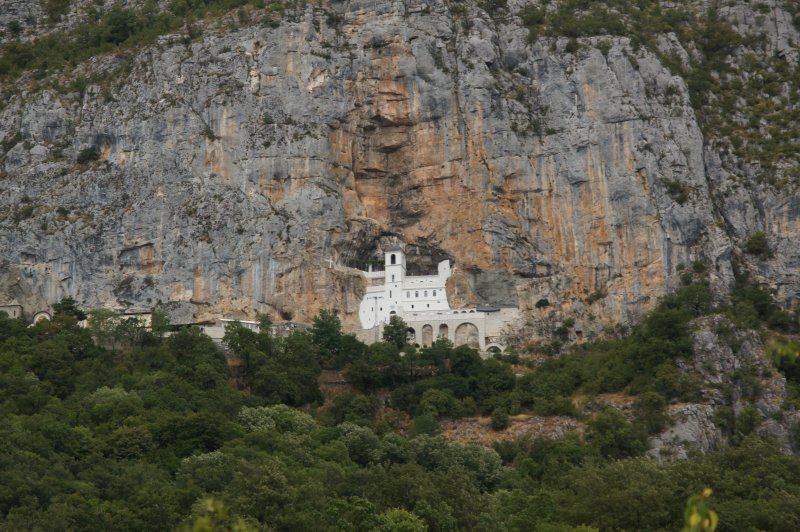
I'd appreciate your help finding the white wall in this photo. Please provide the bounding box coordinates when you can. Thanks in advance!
[358,253,453,329]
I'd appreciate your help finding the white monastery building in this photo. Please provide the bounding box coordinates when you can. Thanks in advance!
[357,246,518,352]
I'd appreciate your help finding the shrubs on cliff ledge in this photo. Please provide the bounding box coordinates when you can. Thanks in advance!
[76,146,100,164]
[743,231,771,258]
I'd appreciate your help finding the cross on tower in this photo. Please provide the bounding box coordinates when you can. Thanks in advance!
[326,257,334,268]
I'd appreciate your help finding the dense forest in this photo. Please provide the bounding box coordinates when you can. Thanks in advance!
[2,276,800,531]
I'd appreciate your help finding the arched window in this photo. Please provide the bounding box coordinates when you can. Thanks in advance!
[424,290,428,297]
[389,290,392,298]
[432,290,436,297]
[415,291,419,297]
[390,254,396,265]
[391,275,395,282]
[406,292,410,298]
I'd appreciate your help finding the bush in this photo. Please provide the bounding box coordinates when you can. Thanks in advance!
[328,393,380,425]
[587,410,647,459]
[585,290,605,304]
[410,413,440,437]
[790,421,800,452]
[733,406,760,444]
[535,396,579,417]
[661,177,689,204]
[77,147,100,164]
[1,131,22,152]
[479,0,508,17]
[13,205,35,222]
[418,388,458,417]
[44,0,71,22]
[7,21,22,37]
[519,6,546,42]
[491,407,510,431]
[744,231,771,257]
[633,392,668,434]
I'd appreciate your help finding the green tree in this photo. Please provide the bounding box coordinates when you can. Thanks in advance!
[587,410,647,459]
[189,498,257,532]
[53,296,87,321]
[150,306,171,338]
[88,308,120,350]
[633,392,669,434]
[383,315,409,349]
[744,231,770,257]
[373,508,426,532]
[491,407,510,431]
[410,413,440,437]
[311,309,345,367]
[324,497,379,532]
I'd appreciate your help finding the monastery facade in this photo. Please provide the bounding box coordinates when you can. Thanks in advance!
[357,246,518,352]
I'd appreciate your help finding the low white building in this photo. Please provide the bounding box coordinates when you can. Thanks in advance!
[356,246,518,352]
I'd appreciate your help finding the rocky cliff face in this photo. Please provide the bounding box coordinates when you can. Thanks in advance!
[649,315,799,458]
[0,0,798,333]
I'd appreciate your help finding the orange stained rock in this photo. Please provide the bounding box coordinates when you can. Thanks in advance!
[138,244,163,275]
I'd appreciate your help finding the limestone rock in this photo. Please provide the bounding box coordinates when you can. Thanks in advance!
[0,0,797,337]
[648,315,799,458]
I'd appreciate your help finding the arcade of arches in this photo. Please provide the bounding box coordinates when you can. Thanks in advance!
[406,320,480,349]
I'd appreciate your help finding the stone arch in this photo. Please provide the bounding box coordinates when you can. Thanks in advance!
[406,327,416,344]
[486,344,503,354]
[32,311,51,324]
[438,323,448,340]
[421,324,433,346]
[454,322,479,348]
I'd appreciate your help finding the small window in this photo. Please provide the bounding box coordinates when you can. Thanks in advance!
[389,290,392,298]
[406,291,410,298]
[411,305,414,309]
[427,304,430,308]
[424,290,428,297]
[415,291,419,297]
[390,254,396,265]
[433,290,436,297]
[391,275,395,282]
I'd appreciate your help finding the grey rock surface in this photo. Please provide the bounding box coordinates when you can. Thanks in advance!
[649,315,799,458]
[0,0,797,334]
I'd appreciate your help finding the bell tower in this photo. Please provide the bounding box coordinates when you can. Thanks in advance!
[384,245,406,285]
